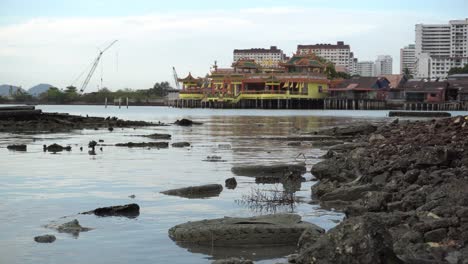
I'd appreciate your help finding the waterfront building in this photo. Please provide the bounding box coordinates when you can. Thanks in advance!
[415,19,468,79]
[375,55,393,76]
[357,61,375,77]
[329,76,390,100]
[400,44,416,75]
[297,41,356,74]
[233,46,286,68]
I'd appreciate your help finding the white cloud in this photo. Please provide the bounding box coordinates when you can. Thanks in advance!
[0,7,445,90]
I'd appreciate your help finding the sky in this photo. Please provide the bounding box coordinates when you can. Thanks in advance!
[0,0,467,91]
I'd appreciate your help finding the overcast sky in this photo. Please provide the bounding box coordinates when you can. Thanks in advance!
[0,0,467,91]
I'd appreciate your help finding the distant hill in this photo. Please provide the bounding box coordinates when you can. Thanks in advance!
[0,84,24,97]
[28,83,54,97]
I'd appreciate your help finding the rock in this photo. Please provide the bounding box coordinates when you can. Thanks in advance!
[46,143,71,152]
[174,118,203,126]
[320,184,378,202]
[82,203,140,218]
[212,258,253,264]
[34,234,56,243]
[288,142,301,146]
[424,228,447,242]
[295,214,403,264]
[231,162,306,177]
[144,133,171,139]
[128,194,136,199]
[255,176,281,184]
[225,177,237,189]
[171,142,191,148]
[319,123,377,136]
[46,219,92,236]
[203,156,226,162]
[7,144,27,151]
[108,127,114,131]
[403,169,420,184]
[88,140,97,149]
[115,142,169,148]
[168,214,324,246]
[161,184,223,198]
[369,134,385,144]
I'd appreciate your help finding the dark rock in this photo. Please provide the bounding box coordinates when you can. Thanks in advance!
[288,142,301,146]
[231,162,306,177]
[319,123,377,136]
[108,127,114,131]
[115,142,169,148]
[171,142,191,148]
[34,234,56,243]
[255,176,281,184]
[225,177,237,189]
[88,140,97,149]
[7,144,27,151]
[320,184,378,202]
[174,118,202,126]
[144,133,171,139]
[82,203,140,218]
[403,169,420,184]
[423,228,447,242]
[161,184,223,199]
[46,143,71,152]
[46,219,92,237]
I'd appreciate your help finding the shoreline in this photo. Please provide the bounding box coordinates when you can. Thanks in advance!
[292,116,468,263]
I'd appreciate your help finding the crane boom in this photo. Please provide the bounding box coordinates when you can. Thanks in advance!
[79,40,118,93]
[172,66,180,89]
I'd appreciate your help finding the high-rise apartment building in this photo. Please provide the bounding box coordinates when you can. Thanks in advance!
[414,19,468,79]
[375,55,393,75]
[297,41,356,74]
[400,44,416,74]
[233,46,285,68]
[357,61,375,77]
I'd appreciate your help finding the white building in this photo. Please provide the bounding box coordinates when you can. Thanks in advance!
[297,41,356,74]
[357,61,375,77]
[233,46,285,68]
[400,44,416,74]
[375,55,393,76]
[414,19,468,79]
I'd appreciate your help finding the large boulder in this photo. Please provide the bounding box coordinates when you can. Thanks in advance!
[169,214,324,246]
[295,214,403,264]
[161,184,223,199]
[231,162,306,177]
[46,143,71,152]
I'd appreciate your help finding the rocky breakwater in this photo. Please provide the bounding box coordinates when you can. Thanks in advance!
[0,106,155,133]
[295,117,468,263]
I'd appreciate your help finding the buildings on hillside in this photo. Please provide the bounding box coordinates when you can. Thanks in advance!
[414,19,468,79]
[400,44,416,75]
[375,55,393,76]
[297,41,357,74]
[233,46,286,68]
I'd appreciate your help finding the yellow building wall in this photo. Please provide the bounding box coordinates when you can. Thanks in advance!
[307,83,328,99]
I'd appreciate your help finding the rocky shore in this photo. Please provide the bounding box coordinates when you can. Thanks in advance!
[0,106,155,133]
[293,116,468,263]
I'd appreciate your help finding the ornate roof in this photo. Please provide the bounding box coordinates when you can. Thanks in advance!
[232,59,260,69]
[280,54,326,68]
[178,72,197,82]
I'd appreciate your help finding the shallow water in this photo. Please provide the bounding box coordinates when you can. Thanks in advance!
[0,105,445,264]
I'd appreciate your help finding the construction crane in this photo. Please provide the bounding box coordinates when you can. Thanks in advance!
[79,40,118,93]
[172,66,180,90]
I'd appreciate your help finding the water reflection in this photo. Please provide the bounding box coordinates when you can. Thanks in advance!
[236,185,297,214]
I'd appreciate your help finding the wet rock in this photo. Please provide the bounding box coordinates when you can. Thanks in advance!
[161,184,223,199]
[82,203,140,218]
[212,258,253,264]
[320,184,378,202]
[46,219,92,237]
[169,214,324,246]
[231,162,306,177]
[34,234,56,243]
[171,142,191,148]
[255,176,281,184]
[319,123,377,136]
[115,142,169,148]
[88,140,97,149]
[295,214,403,264]
[225,177,237,189]
[7,144,27,151]
[108,127,114,131]
[46,143,71,152]
[144,133,171,139]
[174,118,203,126]
[128,194,136,199]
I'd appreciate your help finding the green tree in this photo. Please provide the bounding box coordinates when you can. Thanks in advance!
[64,86,79,102]
[150,81,172,97]
[448,64,468,75]
[403,68,413,79]
[43,87,65,103]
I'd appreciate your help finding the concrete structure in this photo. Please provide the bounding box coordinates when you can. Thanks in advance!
[415,19,468,79]
[375,55,393,76]
[297,41,356,74]
[233,46,285,68]
[400,44,416,75]
[357,61,375,77]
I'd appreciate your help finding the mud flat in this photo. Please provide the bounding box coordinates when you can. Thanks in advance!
[0,106,155,133]
[293,116,468,263]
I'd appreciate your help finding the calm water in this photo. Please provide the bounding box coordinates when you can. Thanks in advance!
[0,105,432,264]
